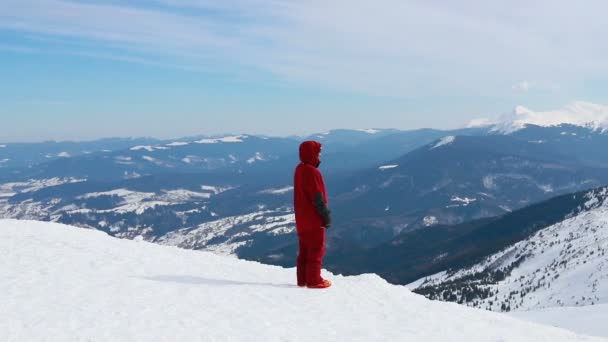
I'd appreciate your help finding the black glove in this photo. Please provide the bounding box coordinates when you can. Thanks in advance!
[314,192,332,229]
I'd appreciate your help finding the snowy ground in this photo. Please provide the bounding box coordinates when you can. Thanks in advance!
[511,305,608,338]
[1,219,605,342]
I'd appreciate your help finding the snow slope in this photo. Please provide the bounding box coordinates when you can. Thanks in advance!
[1,219,603,342]
[412,187,608,313]
[511,304,608,338]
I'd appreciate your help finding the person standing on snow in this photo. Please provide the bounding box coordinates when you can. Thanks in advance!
[294,141,332,289]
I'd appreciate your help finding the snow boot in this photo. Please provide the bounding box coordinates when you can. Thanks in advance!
[307,279,332,289]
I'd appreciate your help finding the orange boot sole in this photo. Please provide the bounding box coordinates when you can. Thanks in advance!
[307,279,332,289]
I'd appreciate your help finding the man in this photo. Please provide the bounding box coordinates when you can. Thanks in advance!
[294,141,332,289]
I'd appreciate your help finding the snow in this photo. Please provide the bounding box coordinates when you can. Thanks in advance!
[79,188,147,199]
[356,128,381,134]
[511,305,608,338]
[77,189,163,214]
[200,185,232,195]
[378,164,399,170]
[247,152,265,164]
[158,209,295,254]
[413,187,608,313]
[471,102,608,134]
[1,178,86,194]
[0,219,602,342]
[130,145,155,151]
[114,156,133,165]
[75,188,218,215]
[431,136,456,149]
[449,196,477,207]
[423,216,439,227]
[259,186,294,195]
[195,135,246,144]
[130,145,169,152]
[159,189,212,201]
[123,171,141,179]
[142,155,164,165]
[166,141,189,147]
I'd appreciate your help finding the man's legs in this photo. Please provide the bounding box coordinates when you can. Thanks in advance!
[296,238,308,287]
[304,228,326,286]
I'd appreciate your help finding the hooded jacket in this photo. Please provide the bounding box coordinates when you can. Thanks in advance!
[294,141,331,233]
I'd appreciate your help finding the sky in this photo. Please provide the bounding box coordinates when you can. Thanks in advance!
[1,0,607,142]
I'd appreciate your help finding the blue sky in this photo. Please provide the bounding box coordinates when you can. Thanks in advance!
[1,0,607,142]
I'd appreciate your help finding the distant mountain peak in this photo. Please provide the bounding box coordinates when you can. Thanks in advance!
[468,101,608,133]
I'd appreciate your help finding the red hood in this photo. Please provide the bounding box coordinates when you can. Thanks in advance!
[299,141,322,167]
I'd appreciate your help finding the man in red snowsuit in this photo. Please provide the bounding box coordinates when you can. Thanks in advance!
[294,141,332,289]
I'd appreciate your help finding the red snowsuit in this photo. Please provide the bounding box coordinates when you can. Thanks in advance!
[294,141,331,287]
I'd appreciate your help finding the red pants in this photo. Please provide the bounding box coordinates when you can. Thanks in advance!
[297,228,326,286]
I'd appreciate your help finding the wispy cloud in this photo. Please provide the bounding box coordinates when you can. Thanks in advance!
[2,0,607,97]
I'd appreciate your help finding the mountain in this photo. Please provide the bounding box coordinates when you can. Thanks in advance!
[0,219,603,341]
[3,125,608,283]
[0,137,163,179]
[509,124,608,167]
[319,127,489,175]
[306,133,608,247]
[5,126,608,263]
[255,186,602,281]
[8,135,299,182]
[470,101,608,134]
[410,187,608,313]
[0,128,490,251]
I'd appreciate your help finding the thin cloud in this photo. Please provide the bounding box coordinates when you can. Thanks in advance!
[1,0,607,98]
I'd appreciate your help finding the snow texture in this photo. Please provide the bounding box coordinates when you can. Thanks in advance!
[511,304,608,338]
[0,219,603,342]
[431,136,456,149]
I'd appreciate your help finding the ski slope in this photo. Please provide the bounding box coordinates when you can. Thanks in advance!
[1,220,604,342]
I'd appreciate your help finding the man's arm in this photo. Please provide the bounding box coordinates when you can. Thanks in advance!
[313,192,331,228]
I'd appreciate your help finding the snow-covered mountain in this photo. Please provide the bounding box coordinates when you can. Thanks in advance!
[411,187,608,313]
[0,137,163,171]
[1,219,604,342]
[324,134,608,239]
[469,102,608,134]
